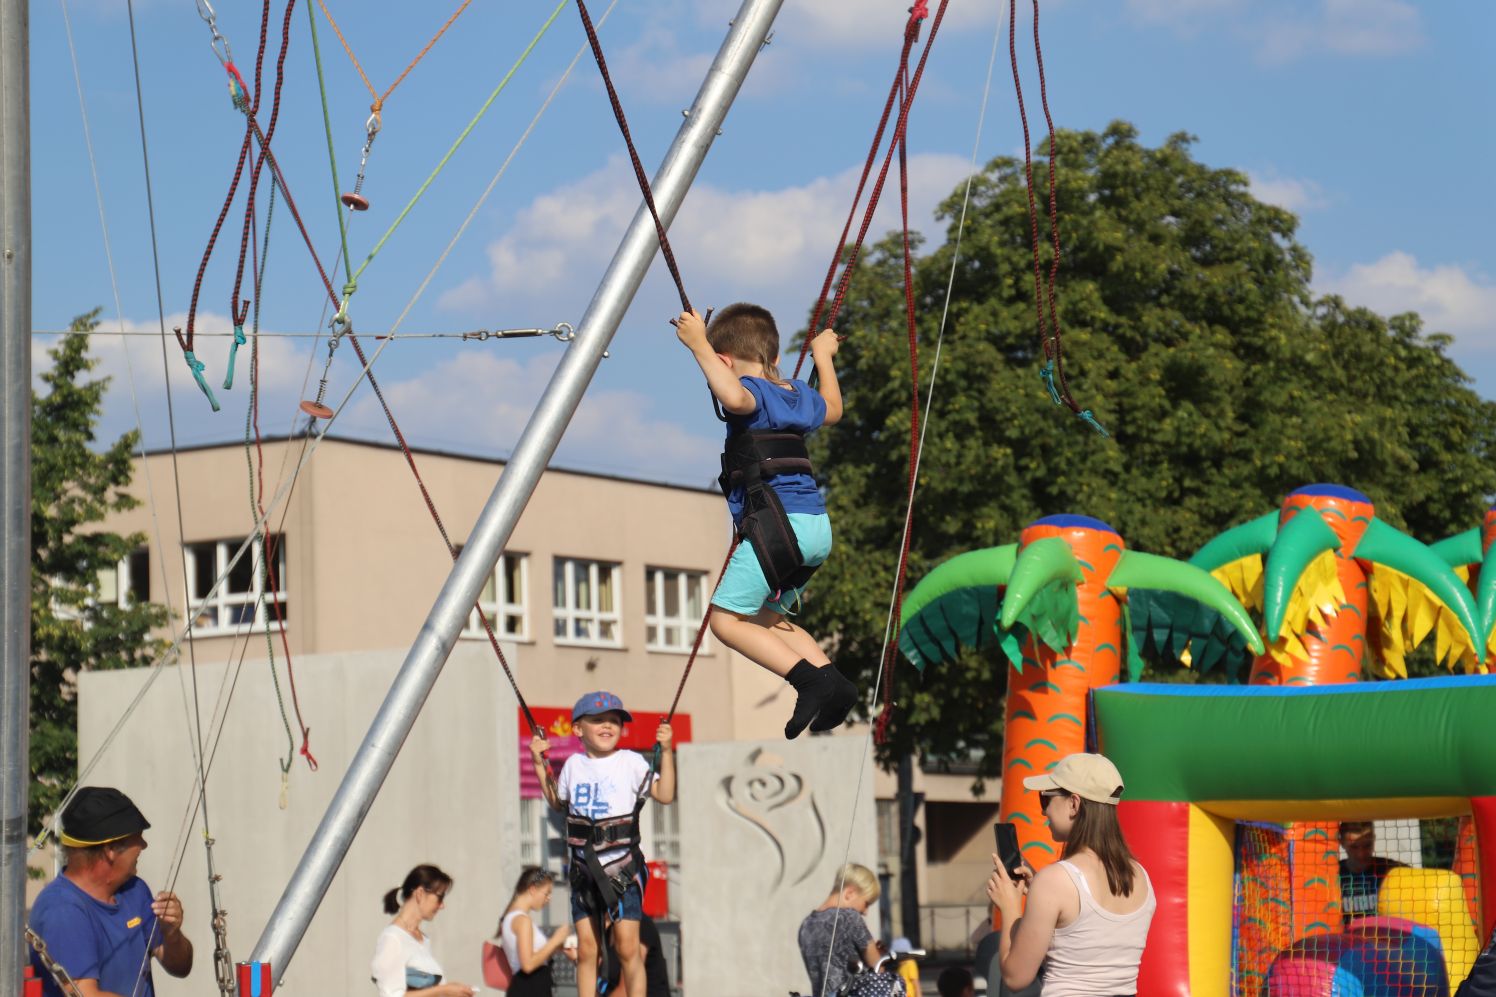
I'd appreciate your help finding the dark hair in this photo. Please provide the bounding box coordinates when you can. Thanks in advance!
[1062,799,1138,897]
[1340,820,1374,838]
[707,303,784,384]
[382,864,453,915]
[496,866,554,936]
[937,966,974,997]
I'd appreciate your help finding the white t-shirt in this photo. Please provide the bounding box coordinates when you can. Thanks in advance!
[501,909,548,971]
[371,924,445,997]
[556,750,655,865]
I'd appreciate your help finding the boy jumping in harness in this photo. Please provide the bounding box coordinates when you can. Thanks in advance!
[531,691,674,997]
[673,304,859,739]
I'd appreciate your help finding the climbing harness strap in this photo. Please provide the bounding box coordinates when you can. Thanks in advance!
[719,431,820,596]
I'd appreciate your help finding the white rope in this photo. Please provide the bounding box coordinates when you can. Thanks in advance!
[817,7,1004,993]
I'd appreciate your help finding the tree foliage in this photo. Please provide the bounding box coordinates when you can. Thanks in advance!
[799,122,1496,780]
[30,312,168,835]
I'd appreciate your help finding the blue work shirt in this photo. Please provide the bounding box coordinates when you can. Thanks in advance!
[724,376,827,522]
[29,874,160,997]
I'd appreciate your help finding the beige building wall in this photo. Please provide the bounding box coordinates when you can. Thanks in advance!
[93,437,997,943]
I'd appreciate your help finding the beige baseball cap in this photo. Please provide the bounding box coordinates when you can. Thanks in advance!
[1022,753,1125,805]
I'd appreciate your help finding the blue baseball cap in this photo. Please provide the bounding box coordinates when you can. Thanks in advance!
[572,691,634,723]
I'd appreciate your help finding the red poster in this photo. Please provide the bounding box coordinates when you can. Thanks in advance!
[518,707,692,799]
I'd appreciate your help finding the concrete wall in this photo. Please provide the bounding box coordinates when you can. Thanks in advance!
[76,644,519,997]
[677,736,879,997]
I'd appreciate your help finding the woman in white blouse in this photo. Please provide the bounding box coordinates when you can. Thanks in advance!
[498,867,572,997]
[371,864,476,997]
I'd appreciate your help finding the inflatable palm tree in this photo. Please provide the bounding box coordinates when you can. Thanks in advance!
[898,514,1262,868]
[1188,484,1485,683]
[1175,484,1486,941]
[1430,504,1496,668]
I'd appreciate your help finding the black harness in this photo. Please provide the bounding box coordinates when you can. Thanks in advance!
[718,430,821,597]
[566,776,652,991]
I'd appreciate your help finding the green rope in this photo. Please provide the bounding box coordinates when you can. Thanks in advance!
[240,195,297,778]
[339,0,571,316]
[305,0,354,285]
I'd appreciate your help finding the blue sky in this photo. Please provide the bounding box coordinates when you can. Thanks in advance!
[29,0,1496,489]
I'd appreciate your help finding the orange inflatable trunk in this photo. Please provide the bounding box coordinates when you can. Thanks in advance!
[1001,516,1125,869]
[1253,490,1376,939]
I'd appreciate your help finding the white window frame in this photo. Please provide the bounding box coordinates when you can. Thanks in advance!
[644,566,709,654]
[96,548,150,609]
[185,535,287,637]
[461,552,529,642]
[552,557,624,648]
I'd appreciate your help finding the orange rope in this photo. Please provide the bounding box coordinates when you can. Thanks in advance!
[314,0,475,121]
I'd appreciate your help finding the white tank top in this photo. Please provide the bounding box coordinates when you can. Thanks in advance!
[501,909,548,971]
[1042,859,1156,997]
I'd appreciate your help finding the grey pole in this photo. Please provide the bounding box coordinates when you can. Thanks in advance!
[249,0,783,980]
[0,0,31,990]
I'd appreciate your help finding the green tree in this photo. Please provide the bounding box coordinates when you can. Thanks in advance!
[30,312,168,835]
[802,121,1496,775]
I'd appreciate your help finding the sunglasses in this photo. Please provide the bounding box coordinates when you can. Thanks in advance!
[1039,790,1070,805]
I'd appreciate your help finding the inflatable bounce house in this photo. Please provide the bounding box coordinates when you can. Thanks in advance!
[900,486,1496,996]
[1095,678,1494,996]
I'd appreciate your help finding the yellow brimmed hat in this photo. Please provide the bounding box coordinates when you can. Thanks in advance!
[59,787,151,847]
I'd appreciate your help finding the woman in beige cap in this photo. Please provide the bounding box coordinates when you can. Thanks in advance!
[985,753,1155,997]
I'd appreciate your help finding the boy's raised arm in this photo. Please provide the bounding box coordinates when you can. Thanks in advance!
[530,735,563,812]
[810,329,843,425]
[673,309,756,415]
[651,722,676,805]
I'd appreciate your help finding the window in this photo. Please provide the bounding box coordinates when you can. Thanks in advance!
[186,535,287,635]
[462,553,528,641]
[96,548,150,607]
[645,567,708,653]
[518,797,567,875]
[650,798,681,866]
[553,558,622,647]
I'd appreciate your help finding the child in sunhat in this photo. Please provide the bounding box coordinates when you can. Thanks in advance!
[530,692,674,997]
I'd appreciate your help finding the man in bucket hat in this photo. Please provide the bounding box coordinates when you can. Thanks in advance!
[28,787,194,996]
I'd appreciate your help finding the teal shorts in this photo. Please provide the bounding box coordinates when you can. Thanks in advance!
[712,513,833,616]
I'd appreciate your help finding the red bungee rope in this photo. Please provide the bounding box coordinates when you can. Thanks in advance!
[574,0,692,314]
[1009,0,1105,435]
[792,0,949,380]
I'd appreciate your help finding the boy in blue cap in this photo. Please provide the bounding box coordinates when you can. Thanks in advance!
[531,692,674,997]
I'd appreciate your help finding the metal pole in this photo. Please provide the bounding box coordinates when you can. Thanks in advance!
[0,0,32,990]
[249,0,784,980]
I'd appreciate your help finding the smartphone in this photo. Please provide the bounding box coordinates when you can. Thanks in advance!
[994,821,1024,877]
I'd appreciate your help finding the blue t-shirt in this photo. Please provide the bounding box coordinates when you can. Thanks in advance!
[29,874,159,997]
[725,376,827,522]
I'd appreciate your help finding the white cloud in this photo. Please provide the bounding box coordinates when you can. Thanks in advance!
[1320,0,1423,55]
[768,0,999,49]
[1245,170,1328,213]
[342,351,720,484]
[1125,0,1423,62]
[1318,252,1496,352]
[442,151,975,312]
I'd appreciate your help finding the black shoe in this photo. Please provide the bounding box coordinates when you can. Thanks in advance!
[809,667,858,732]
[784,661,834,739]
